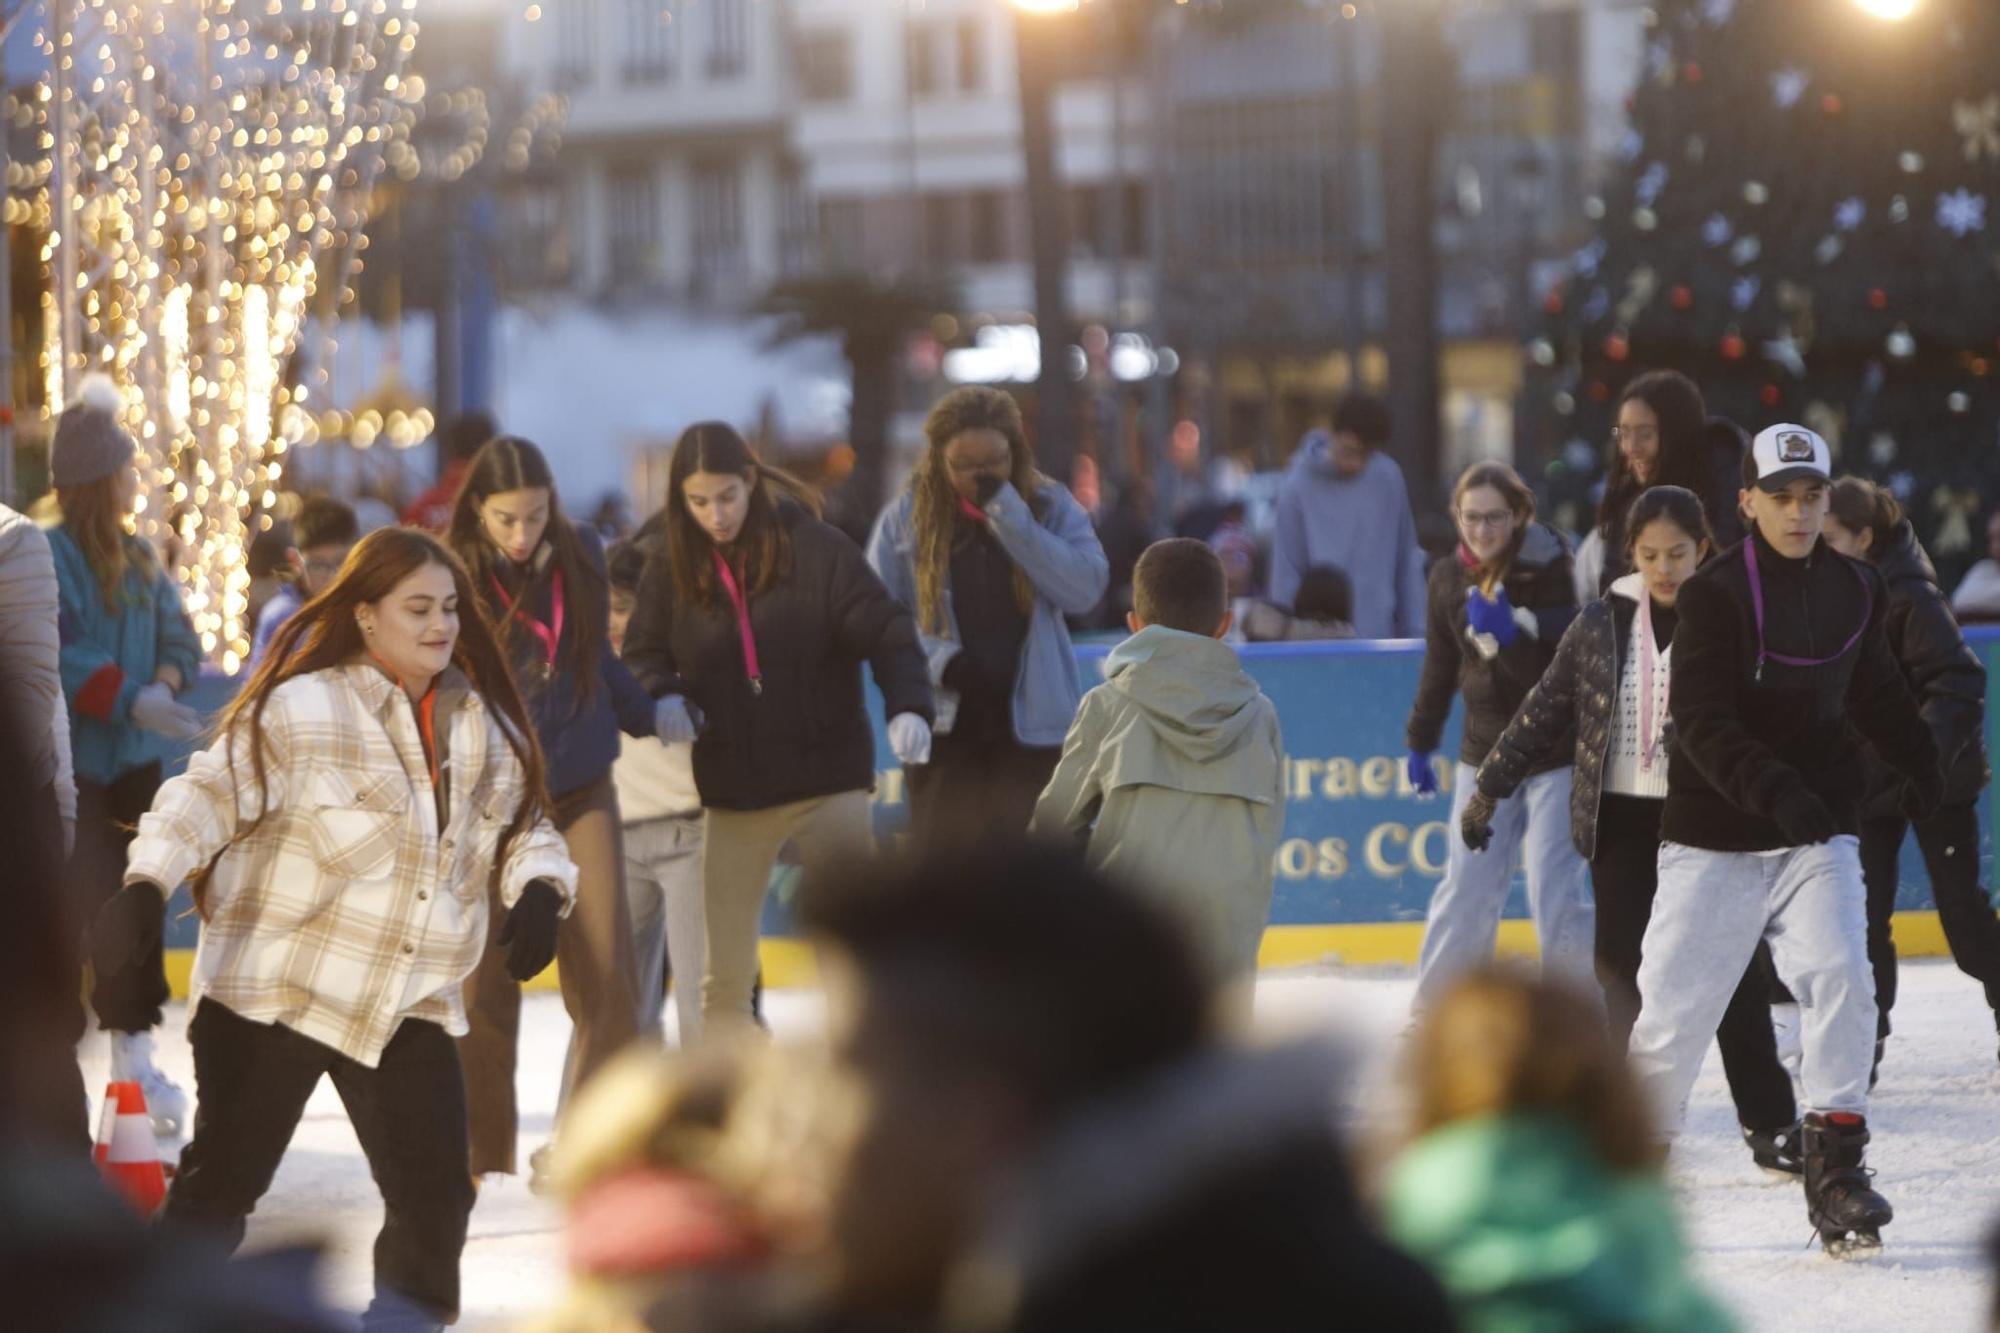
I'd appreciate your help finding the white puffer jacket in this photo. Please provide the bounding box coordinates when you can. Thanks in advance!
[0,503,74,841]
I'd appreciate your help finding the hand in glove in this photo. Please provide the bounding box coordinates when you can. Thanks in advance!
[93,880,165,976]
[887,712,933,766]
[1460,790,1498,853]
[654,695,704,744]
[131,682,203,740]
[1465,586,1520,648]
[1897,768,1945,823]
[1773,790,1839,847]
[500,880,563,981]
[1406,749,1439,798]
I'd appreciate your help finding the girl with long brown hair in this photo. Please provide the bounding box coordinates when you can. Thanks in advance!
[1405,461,1591,1012]
[45,374,203,1137]
[866,385,1108,842]
[623,422,932,1038]
[447,435,657,1185]
[93,526,576,1328]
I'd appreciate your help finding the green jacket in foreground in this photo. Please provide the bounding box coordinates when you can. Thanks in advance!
[1383,1113,1736,1333]
[1030,624,1284,980]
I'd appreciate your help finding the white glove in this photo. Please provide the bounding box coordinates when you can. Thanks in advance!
[1511,606,1541,641]
[130,682,203,740]
[654,695,702,744]
[887,712,932,766]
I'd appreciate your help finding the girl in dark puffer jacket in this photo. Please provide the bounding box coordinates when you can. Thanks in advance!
[1465,486,1801,1177]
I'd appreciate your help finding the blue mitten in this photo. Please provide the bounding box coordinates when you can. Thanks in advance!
[1407,749,1439,797]
[1466,585,1520,647]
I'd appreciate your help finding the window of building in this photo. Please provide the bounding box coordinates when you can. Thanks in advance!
[607,165,661,282]
[779,164,816,276]
[707,0,747,79]
[968,189,1008,263]
[907,23,942,98]
[797,28,852,102]
[956,18,983,94]
[693,159,745,286]
[818,197,866,270]
[500,179,571,288]
[555,0,599,89]
[621,0,675,85]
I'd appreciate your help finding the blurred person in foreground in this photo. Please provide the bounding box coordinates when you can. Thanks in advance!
[1031,539,1284,994]
[799,843,1453,1333]
[1385,967,1734,1333]
[1268,395,1427,637]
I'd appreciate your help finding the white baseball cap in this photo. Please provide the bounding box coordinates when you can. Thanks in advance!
[1749,423,1832,492]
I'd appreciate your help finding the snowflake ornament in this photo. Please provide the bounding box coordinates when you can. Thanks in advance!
[1938,188,1988,238]
[1763,331,1807,378]
[1834,197,1866,232]
[1702,213,1733,247]
[1617,128,1645,163]
[1581,287,1612,322]
[1572,237,1607,277]
[1731,235,1762,265]
[1636,162,1669,207]
[1955,95,2000,162]
[1815,236,1844,265]
[1730,276,1761,311]
[1646,40,1672,81]
[1868,432,1898,468]
[1771,68,1810,109]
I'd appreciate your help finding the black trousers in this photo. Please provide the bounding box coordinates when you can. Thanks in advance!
[70,762,171,1033]
[163,1000,475,1322]
[905,725,1062,849]
[1861,803,2000,1041]
[1593,795,1796,1132]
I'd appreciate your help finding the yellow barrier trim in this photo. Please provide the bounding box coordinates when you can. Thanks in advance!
[159,912,1958,999]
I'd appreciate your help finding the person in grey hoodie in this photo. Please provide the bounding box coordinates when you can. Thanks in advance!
[1269,395,1427,638]
[1032,539,1285,985]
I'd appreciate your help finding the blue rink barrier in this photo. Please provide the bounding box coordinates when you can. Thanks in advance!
[157,629,2000,973]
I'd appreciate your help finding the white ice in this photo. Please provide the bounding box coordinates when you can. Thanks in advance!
[83,960,2000,1330]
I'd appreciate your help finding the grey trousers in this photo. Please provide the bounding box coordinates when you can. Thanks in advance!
[1629,836,1875,1137]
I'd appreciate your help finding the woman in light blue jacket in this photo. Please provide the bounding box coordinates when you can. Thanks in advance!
[867,386,1108,843]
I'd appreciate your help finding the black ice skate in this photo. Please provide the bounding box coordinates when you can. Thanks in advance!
[1741,1120,1803,1180]
[1802,1111,1892,1258]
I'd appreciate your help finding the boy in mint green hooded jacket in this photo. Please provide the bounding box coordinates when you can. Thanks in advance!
[1031,539,1284,982]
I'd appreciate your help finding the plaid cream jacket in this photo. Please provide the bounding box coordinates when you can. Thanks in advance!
[126,661,578,1067]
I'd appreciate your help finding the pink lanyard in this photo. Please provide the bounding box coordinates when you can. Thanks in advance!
[489,567,566,676]
[1743,537,1869,683]
[711,549,763,696]
[1636,597,1665,773]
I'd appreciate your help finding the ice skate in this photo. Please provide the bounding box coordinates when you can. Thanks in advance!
[1802,1112,1892,1258]
[1741,1120,1802,1182]
[110,1031,188,1140]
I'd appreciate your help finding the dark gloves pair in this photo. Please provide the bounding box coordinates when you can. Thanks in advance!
[92,880,166,975]
[1773,791,1840,847]
[501,880,564,981]
[1459,790,1498,853]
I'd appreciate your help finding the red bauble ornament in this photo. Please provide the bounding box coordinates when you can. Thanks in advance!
[1544,290,1566,316]
[1670,284,1694,310]
[1822,94,1843,115]
[1588,380,1612,404]
[1868,288,1888,310]
[1760,383,1782,408]
[1720,333,1747,360]
[1683,62,1704,84]
[1605,334,1631,362]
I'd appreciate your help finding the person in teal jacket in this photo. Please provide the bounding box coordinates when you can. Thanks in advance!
[46,375,203,1138]
[867,386,1108,844]
[1385,966,1736,1333]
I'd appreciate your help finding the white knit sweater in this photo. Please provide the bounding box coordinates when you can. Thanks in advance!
[1604,578,1672,800]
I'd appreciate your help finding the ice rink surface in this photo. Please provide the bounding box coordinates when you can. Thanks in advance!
[84,960,2000,1330]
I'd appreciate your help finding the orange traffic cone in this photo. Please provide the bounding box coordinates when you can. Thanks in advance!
[94,1080,167,1216]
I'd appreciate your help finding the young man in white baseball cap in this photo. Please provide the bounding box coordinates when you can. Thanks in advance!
[1624,423,1943,1256]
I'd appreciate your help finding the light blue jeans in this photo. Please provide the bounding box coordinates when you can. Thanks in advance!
[1413,763,1598,1011]
[1629,837,1874,1137]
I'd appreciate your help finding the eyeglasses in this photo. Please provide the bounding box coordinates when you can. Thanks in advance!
[1609,425,1660,446]
[1457,509,1515,531]
[946,456,1009,477]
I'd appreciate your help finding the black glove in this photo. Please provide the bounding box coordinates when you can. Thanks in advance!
[1460,790,1498,853]
[500,880,563,981]
[1773,790,1839,847]
[93,880,166,976]
[1898,769,1945,824]
[972,473,1006,506]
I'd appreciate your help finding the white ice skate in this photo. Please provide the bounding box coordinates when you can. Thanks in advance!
[110,1031,189,1139]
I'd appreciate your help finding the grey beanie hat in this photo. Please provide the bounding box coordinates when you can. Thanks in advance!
[50,373,137,489]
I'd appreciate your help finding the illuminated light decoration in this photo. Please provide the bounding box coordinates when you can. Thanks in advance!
[40,0,423,672]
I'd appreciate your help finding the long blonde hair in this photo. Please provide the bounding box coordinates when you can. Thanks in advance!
[57,474,155,611]
[909,386,1045,637]
[1406,966,1654,1174]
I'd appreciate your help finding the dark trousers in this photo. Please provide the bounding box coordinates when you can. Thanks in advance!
[7,777,89,1152]
[1861,803,2000,1042]
[1593,795,1796,1132]
[70,762,170,1033]
[163,1000,474,1323]
[905,726,1062,849]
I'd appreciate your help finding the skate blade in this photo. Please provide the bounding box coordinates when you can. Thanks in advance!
[1820,1229,1884,1259]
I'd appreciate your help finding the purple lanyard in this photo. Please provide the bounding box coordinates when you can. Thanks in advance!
[1743,537,1870,682]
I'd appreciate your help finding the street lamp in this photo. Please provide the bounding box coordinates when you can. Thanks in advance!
[1852,0,1919,17]
[1010,0,1078,485]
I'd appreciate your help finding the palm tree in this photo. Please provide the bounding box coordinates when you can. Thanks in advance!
[760,272,956,525]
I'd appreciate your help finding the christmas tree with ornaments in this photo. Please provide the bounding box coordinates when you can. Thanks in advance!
[1540,0,2000,577]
